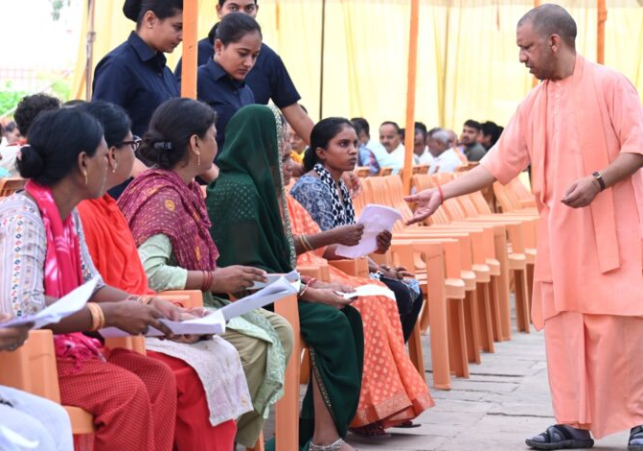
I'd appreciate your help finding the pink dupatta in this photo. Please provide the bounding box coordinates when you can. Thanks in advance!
[25,181,103,364]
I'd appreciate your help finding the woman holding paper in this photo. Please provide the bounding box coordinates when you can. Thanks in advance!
[0,107,184,450]
[208,105,364,451]
[76,101,251,451]
[291,119,424,345]
[285,118,432,435]
[208,105,432,447]
[0,316,73,451]
[117,98,293,449]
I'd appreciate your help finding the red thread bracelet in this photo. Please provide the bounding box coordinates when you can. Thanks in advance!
[437,185,445,204]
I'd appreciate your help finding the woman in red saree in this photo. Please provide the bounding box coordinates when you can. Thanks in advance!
[76,101,247,450]
[0,107,182,450]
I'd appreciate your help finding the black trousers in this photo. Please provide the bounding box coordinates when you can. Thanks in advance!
[379,276,423,342]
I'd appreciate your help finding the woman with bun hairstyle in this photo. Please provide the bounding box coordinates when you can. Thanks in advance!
[0,108,188,451]
[196,12,262,165]
[92,0,183,197]
[77,101,250,451]
[118,98,293,449]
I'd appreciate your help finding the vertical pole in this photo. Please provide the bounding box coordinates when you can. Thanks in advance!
[402,0,420,193]
[597,0,607,65]
[85,0,96,100]
[319,0,327,120]
[181,0,198,99]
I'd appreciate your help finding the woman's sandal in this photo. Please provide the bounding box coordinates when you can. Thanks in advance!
[629,425,643,451]
[309,438,348,451]
[525,425,594,450]
[393,421,421,429]
[349,422,391,439]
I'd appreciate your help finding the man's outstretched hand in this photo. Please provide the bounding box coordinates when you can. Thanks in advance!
[404,189,442,225]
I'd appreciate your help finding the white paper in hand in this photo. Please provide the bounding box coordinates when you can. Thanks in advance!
[220,276,299,321]
[336,204,402,259]
[100,276,299,338]
[336,284,396,301]
[0,277,99,330]
[249,270,300,290]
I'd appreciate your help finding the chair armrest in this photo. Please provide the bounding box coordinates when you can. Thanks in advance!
[0,330,62,403]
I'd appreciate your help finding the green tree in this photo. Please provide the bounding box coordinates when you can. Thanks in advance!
[50,0,71,21]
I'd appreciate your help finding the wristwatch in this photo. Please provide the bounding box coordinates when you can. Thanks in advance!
[592,171,606,191]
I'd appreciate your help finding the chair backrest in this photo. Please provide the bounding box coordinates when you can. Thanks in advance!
[379,167,393,176]
[354,167,371,178]
[413,164,430,175]
[157,290,204,308]
[0,177,26,197]
[0,330,62,403]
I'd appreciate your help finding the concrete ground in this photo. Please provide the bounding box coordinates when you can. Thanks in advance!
[346,322,630,451]
[252,313,631,451]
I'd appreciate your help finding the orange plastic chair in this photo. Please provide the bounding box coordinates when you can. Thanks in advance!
[354,166,371,178]
[413,164,430,175]
[361,177,472,385]
[374,176,493,363]
[0,177,26,197]
[378,167,393,176]
[0,328,149,447]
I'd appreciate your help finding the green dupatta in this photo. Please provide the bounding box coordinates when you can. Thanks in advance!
[206,105,364,450]
[207,104,296,272]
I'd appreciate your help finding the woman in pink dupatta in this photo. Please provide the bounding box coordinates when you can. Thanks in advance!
[0,108,187,451]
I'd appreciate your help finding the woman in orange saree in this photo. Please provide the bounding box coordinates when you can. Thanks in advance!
[283,150,434,434]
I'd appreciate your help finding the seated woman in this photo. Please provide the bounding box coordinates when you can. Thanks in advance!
[290,118,424,344]
[76,101,251,451]
[0,315,73,451]
[211,106,434,438]
[0,108,181,451]
[207,104,365,451]
[117,98,293,449]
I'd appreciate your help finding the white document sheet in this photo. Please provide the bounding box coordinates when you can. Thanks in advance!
[100,276,299,338]
[220,276,299,321]
[0,425,39,450]
[0,277,99,330]
[99,309,228,338]
[335,204,402,259]
[337,284,396,301]
[249,270,300,290]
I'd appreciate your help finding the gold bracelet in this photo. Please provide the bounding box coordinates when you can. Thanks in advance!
[95,304,106,330]
[301,235,314,252]
[87,302,102,331]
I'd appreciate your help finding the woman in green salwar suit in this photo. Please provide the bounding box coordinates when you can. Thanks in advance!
[207,105,364,451]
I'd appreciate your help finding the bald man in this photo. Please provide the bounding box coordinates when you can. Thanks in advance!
[406,5,643,450]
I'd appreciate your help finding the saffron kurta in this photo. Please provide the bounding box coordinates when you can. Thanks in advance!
[481,54,643,438]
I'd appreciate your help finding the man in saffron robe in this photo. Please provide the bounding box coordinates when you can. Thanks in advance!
[406,4,643,450]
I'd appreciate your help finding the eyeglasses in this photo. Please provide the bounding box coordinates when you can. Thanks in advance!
[121,136,142,151]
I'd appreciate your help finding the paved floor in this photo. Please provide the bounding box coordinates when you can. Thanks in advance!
[251,315,631,451]
[346,322,629,451]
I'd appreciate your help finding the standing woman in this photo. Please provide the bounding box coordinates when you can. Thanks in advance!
[196,12,261,170]
[92,0,183,196]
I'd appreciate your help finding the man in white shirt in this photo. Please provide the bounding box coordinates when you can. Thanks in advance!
[413,125,434,165]
[378,121,406,174]
[428,128,462,174]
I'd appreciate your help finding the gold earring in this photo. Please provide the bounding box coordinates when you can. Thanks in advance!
[83,170,88,186]
[197,154,201,166]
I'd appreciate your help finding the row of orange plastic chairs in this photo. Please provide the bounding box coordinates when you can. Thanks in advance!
[350,170,538,391]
